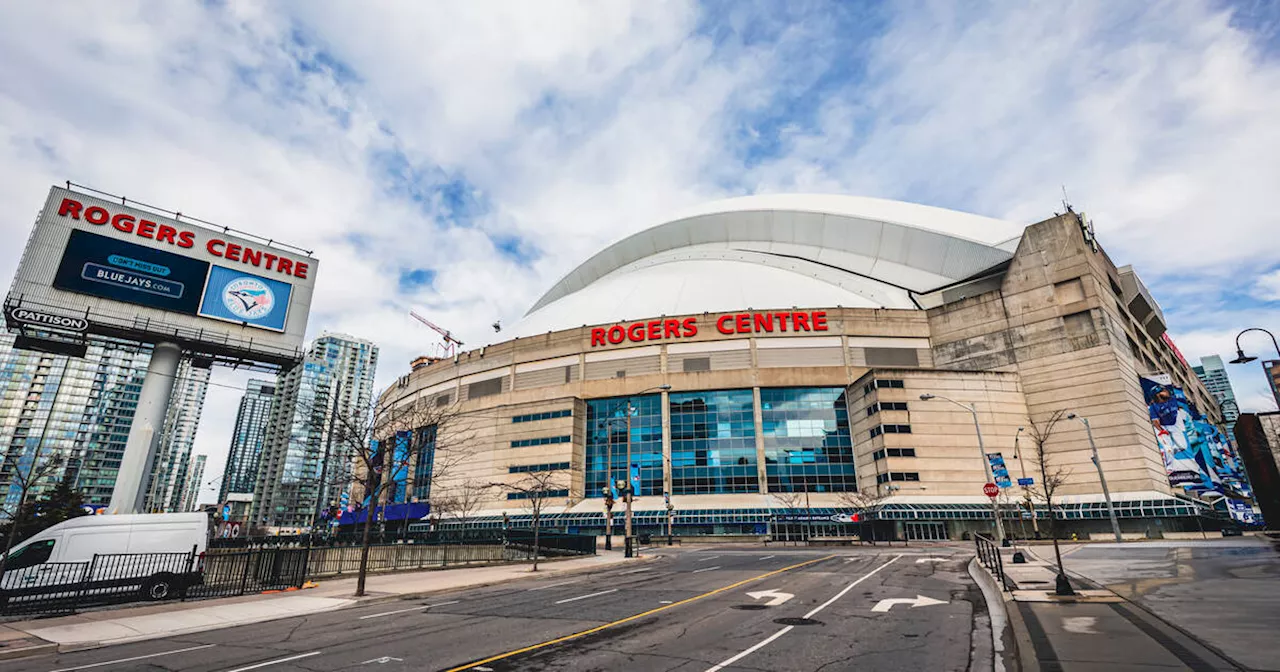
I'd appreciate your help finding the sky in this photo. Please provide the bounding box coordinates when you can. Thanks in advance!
[1,1,1278,505]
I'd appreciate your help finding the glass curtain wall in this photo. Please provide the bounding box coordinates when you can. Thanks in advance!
[669,389,758,494]
[761,387,856,492]
[585,395,663,498]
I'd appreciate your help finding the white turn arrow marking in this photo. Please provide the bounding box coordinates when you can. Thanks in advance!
[746,589,795,606]
[915,557,949,563]
[871,595,947,612]
[361,656,404,664]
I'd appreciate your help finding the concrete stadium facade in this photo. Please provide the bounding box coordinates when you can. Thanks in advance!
[376,195,1226,541]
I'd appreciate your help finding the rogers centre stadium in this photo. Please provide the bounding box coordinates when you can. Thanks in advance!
[375,194,1248,541]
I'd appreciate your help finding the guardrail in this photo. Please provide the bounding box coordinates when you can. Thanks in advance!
[973,533,1007,590]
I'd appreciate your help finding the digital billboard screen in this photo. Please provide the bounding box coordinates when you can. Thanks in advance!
[53,229,210,315]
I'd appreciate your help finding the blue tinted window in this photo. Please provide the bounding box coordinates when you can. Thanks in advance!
[669,389,758,495]
[761,387,856,493]
[585,395,663,498]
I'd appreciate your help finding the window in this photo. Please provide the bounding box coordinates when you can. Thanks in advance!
[411,425,437,501]
[7,539,55,569]
[869,424,912,438]
[670,389,758,495]
[585,395,663,498]
[762,387,856,493]
[872,448,916,460]
[435,393,453,407]
[863,379,905,395]
[682,357,711,373]
[468,378,503,399]
[866,401,908,416]
[1063,310,1095,338]
[509,462,570,474]
[876,472,920,484]
[510,435,571,448]
[512,409,572,423]
[865,348,920,367]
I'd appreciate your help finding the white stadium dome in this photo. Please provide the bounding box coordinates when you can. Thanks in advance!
[511,194,1025,338]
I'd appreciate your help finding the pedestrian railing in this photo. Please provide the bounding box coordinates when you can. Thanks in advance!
[973,533,1007,590]
[4,531,596,619]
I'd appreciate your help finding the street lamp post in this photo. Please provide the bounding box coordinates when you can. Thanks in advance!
[1229,327,1280,364]
[1068,413,1122,543]
[606,385,671,558]
[601,487,614,551]
[1013,428,1040,538]
[920,394,1005,544]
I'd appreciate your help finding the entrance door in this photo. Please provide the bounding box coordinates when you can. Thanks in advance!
[905,522,947,541]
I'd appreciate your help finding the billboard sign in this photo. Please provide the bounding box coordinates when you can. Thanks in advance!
[987,452,1012,488]
[4,186,318,367]
[1141,376,1252,499]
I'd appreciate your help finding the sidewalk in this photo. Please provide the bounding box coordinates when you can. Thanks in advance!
[990,544,1238,671]
[0,550,644,658]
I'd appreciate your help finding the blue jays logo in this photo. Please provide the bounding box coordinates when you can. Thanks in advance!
[222,277,275,320]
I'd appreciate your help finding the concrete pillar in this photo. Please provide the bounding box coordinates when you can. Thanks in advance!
[110,342,182,514]
[753,386,768,494]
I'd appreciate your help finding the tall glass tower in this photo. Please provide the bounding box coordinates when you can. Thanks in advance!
[0,333,209,515]
[217,378,277,503]
[251,333,378,531]
[1194,354,1241,436]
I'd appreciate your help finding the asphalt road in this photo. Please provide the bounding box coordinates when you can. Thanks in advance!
[16,545,987,672]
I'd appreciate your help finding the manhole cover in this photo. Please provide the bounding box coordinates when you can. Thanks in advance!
[732,605,768,611]
[774,617,821,626]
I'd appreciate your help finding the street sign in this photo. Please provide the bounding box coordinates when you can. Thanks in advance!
[983,483,999,498]
[1017,477,1034,486]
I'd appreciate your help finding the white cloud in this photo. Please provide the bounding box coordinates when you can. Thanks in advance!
[1,1,1278,504]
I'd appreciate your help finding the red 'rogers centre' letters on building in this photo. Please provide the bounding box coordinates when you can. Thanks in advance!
[589,310,828,347]
[56,197,309,280]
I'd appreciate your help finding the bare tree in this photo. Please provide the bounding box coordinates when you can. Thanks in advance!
[838,487,891,545]
[433,480,490,539]
[1024,409,1075,595]
[0,448,66,579]
[490,468,568,571]
[325,392,472,597]
[771,490,810,545]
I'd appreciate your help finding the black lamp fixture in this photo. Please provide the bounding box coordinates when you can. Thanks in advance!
[1230,327,1279,365]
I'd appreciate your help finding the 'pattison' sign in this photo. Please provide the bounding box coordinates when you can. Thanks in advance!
[6,307,89,332]
[589,310,828,347]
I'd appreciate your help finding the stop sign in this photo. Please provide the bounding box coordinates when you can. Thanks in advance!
[983,483,999,498]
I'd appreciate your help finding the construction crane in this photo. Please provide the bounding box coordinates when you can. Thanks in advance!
[409,310,464,359]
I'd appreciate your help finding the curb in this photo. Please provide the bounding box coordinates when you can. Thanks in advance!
[0,642,58,662]
[19,553,655,655]
[968,556,1017,672]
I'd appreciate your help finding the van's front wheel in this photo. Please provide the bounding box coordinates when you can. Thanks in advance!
[141,574,177,601]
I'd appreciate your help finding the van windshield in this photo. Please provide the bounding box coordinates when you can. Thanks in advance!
[5,539,55,570]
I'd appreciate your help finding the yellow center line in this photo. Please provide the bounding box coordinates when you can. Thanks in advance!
[443,554,836,672]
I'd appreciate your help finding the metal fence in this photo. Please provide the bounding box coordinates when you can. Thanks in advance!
[973,533,1007,590]
[4,531,595,618]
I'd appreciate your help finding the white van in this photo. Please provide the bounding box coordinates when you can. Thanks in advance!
[1,513,209,605]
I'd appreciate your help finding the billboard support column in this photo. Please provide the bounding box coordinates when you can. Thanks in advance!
[110,341,183,513]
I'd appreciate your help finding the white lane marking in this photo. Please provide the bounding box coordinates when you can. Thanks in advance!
[51,644,216,672]
[705,626,795,672]
[555,588,618,604]
[746,589,794,606]
[871,594,946,613]
[527,579,580,591]
[759,555,775,560]
[358,600,460,619]
[223,651,322,672]
[916,557,949,563]
[804,554,902,619]
[360,656,404,664]
[659,600,673,604]
[1063,616,1099,634]
[621,567,652,574]
[696,555,721,562]
[691,565,721,573]
[704,554,902,672]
